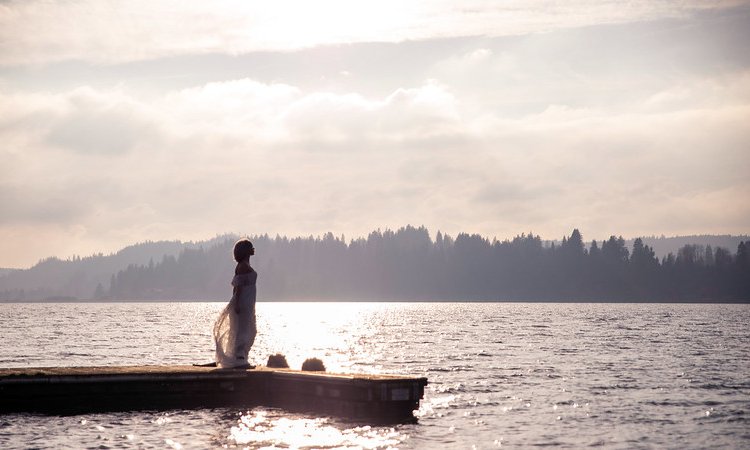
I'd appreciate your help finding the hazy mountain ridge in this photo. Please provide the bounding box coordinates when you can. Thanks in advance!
[0,228,747,302]
[0,235,238,301]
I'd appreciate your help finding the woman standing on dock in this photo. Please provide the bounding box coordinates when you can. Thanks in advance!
[213,238,257,368]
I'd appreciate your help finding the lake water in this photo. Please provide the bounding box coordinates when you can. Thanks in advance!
[1,302,748,449]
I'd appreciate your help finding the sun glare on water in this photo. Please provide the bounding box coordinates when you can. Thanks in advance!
[252,302,391,373]
[228,409,405,448]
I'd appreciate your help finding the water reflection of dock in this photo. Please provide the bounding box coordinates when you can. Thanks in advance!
[0,365,427,422]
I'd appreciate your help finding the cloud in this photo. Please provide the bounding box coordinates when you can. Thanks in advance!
[0,86,163,155]
[280,80,460,145]
[0,79,462,240]
[46,91,161,155]
[643,72,750,111]
[0,183,87,225]
[1,22,749,268]
[1,0,747,65]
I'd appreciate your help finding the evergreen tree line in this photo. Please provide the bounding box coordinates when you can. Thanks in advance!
[0,239,217,301]
[104,227,750,302]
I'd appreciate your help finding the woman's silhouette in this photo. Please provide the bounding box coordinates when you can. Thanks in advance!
[213,238,257,368]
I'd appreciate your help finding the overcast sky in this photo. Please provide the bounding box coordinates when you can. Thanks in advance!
[1,1,749,268]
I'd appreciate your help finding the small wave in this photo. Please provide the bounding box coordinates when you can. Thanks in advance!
[0,359,25,364]
[695,408,746,422]
[630,417,677,425]
[527,440,564,447]
[644,400,699,407]
[470,387,502,394]
[435,384,466,394]
[697,382,741,390]
[426,365,475,373]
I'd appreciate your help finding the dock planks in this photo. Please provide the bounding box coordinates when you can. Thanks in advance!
[0,365,427,422]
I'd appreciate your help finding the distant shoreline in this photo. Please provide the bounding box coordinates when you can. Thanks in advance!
[3,229,748,303]
[2,299,748,304]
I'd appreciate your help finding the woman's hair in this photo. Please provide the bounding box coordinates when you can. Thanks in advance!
[233,238,254,262]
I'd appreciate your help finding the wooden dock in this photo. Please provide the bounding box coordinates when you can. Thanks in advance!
[0,365,427,422]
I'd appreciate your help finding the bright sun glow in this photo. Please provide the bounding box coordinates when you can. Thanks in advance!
[245,1,417,48]
[253,303,390,373]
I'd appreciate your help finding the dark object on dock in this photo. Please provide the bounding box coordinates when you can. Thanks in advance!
[0,365,427,422]
[266,354,289,368]
[301,357,326,371]
[193,361,217,367]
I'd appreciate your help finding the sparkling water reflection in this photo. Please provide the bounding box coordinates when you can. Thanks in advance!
[1,302,749,449]
[228,409,405,448]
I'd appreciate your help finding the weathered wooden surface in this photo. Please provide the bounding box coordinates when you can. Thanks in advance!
[0,365,427,422]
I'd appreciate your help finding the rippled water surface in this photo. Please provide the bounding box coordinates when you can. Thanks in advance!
[1,302,748,449]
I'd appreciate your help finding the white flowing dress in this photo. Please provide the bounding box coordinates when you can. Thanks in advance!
[213,270,257,368]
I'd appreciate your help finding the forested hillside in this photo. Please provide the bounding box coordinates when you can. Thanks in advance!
[1,227,748,302]
[0,236,232,301]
